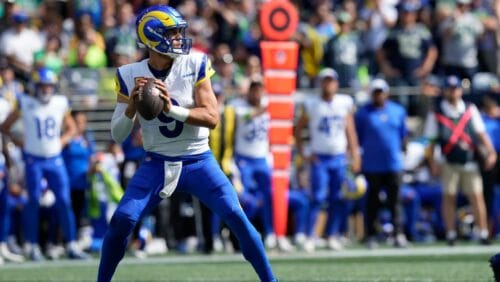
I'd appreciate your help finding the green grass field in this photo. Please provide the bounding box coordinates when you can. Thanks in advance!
[1,245,498,281]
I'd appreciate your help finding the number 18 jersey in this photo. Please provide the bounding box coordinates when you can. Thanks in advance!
[19,95,69,158]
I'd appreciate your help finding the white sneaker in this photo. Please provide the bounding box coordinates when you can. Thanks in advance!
[0,243,24,263]
[46,244,64,260]
[394,233,410,248]
[294,233,307,250]
[327,237,343,251]
[277,236,294,252]
[264,234,277,249]
[213,237,224,253]
[304,238,315,253]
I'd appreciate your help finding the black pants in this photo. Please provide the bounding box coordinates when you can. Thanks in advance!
[481,157,500,221]
[71,189,87,230]
[364,172,402,238]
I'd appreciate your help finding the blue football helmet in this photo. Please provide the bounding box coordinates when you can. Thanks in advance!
[136,5,192,57]
[32,68,58,103]
[341,173,367,200]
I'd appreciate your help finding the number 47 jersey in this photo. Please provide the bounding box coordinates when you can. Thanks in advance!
[115,52,215,157]
[19,94,69,158]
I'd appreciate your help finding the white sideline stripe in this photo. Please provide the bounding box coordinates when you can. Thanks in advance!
[3,245,500,269]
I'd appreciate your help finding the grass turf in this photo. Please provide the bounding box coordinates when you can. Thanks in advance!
[0,251,495,282]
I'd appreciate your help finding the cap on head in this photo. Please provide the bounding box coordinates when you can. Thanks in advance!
[398,1,421,12]
[318,68,339,81]
[456,0,472,5]
[369,78,389,93]
[12,11,29,23]
[444,75,461,88]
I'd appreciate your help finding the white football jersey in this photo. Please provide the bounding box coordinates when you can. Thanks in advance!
[115,51,214,157]
[304,94,354,155]
[19,95,69,158]
[232,100,270,158]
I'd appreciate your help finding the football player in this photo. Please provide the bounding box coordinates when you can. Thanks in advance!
[230,80,278,249]
[97,5,276,282]
[294,68,361,251]
[0,68,88,260]
[0,94,25,264]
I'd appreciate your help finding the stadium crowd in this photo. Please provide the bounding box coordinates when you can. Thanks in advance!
[0,0,499,263]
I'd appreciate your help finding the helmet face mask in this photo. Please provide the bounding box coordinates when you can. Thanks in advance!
[32,68,58,104]
[36,83,55,104]
[136,5,192,57]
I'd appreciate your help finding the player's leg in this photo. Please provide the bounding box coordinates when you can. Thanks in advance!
[307,157,329,237]
[363,173,383,246]
[254,160,274,242]
[182,155,276,282]
[97,158,164,282]
[288,190,309,247]
[324,162,347,250]
[0,168,22,262]
[44,157,79,249]
[22,158,44,260]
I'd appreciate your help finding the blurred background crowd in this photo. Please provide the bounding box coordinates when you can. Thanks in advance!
[0,0,499,262]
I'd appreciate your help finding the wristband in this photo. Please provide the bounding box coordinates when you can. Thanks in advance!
[167,105,190,122]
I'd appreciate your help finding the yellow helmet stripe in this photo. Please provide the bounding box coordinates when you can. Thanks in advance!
[138,10,177,48]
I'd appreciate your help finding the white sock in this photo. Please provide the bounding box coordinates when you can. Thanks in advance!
[480,229,489,239]
[446,230,457,240]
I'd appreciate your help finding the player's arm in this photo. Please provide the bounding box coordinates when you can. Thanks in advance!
[294,104,308,161]
[345,112,361,173]
[0,109,22,147]
[111,77,146,143]
[156,78,219,129]
[60,111,77,147]
[221,105,236,175]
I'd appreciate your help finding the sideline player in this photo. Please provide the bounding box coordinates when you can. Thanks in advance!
[294,68,360,251]
[0,68,87,260]
[97,5,277,282]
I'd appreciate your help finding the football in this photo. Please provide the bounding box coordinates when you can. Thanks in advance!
[134,77,165,120]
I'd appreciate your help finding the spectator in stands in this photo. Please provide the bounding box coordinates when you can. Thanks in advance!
[479,95,500,237]
[424,75,497,245]
[62,111,95,233]
[323,11,362,89]
[438,0,484,80]
[359,0,398,76]
[310,1,337,45]
[67,13,107,68]
[34,35,66,75]
[206,0,242,50]
[377,1,438,87]
[0,10,44,82]
[355,78,409,248]
[471,0,499,74]
[104,3,140,68]
[293,23,324,88]
[0,60,23,108]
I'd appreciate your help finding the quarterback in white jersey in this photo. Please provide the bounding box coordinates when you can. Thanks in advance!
[294,68,360,251]
[0,68,87,261]
[98,5,276,282]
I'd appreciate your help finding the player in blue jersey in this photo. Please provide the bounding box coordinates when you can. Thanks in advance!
[0,68,88,261]
[97,5,277,282]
